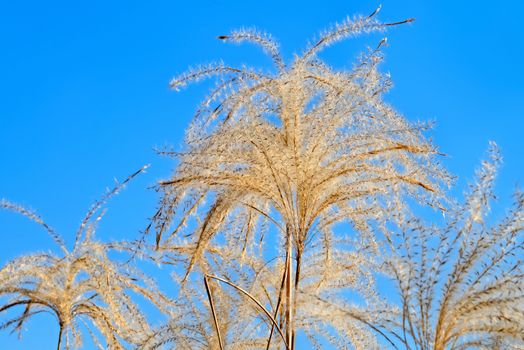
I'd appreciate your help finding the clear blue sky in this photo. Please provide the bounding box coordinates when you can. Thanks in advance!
[0,1,522,348]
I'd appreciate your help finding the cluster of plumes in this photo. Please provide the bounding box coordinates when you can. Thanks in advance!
[148,7,453,350]
[0,167,173,350]
[154,11,449,270]
[2,9,522,350]
[381,144,524,350]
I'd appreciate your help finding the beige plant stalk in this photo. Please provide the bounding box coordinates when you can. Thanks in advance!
[0,167,172,350]
[382,144,524,349]
[151,7,450,349]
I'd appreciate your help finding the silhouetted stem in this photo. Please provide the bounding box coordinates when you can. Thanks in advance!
[204,276,224,350]
[291,251,302,349]
[265,265,287,350]
[57,323,63,350]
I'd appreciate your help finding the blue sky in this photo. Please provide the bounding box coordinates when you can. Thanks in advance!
[0,0,523,348]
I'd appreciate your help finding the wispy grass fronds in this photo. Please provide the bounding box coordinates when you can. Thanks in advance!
[152,8,449,349]
[0,167,173,349]
[382,144,524,349]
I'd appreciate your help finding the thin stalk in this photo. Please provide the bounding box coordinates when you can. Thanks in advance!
[284,230,293,349]
[204,276,224,350]
[206,274,289,349]
[57,323,63,350]
[291,250,302,349]
[265,263,288,350]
